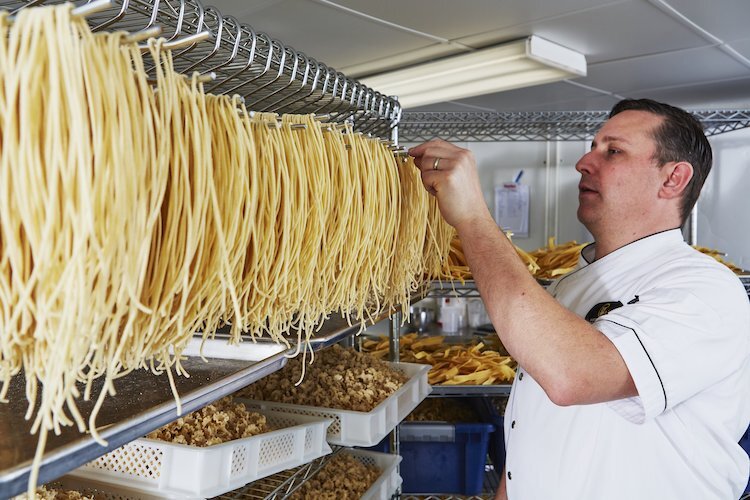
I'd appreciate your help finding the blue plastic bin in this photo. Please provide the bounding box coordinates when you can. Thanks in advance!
[398,421,494,495]
[363,436,391,453]
[362,397,501,494]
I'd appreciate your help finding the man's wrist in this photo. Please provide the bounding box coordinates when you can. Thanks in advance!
[453,210,495,236]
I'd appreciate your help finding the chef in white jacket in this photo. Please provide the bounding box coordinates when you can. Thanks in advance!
[409,98,750,500]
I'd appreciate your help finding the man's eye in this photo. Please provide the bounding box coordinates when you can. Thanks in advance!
[608,148,621,155]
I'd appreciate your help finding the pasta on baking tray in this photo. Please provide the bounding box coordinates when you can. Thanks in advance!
[0,3,452,494]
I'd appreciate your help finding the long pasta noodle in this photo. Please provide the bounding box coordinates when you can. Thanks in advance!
[0,5,456,496]
[319,124,354,314]
[387,156,429,316]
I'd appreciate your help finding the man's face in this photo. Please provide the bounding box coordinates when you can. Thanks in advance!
[575,110,666,235]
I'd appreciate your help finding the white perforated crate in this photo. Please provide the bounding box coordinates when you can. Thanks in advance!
[177,337,287,361]
[50,475,162,500]
[68,410,332,499]
[240,361,431,446]
[347,449,402,500]
[52,449,401,500]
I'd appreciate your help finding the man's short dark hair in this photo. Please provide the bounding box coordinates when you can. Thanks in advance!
[609,98,712,226]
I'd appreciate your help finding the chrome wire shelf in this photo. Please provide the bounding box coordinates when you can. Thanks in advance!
[5,0,401,138]
[0,349,292,498]
[429,280,481,298]
[428,279,550,298]
[399,109,750,142]
[214,447,343,499]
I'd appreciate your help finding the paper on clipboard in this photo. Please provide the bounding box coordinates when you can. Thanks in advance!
[494,182,529,237]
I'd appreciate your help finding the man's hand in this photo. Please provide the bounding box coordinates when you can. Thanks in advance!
[408,139,490,229]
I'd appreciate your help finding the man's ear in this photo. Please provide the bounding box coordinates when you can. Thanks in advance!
[660,161,693,199]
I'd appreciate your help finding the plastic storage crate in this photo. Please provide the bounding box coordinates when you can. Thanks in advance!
[68,410,331,499]
[178,337,287,361]
[55,449,401,500]
[52,476,163,500]
[213,448,400,499]
[344,449,403,500]
[240,361,431,447]
[398,420,494,495]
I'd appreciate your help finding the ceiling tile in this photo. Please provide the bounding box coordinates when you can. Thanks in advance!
[636,77,750,109]
[201,0,750,111]
[728,38,750,62]
[414,81,616,112]
[455,1,711,63]
[330,0,625,41]
[582,46,749,96]
[661,0,750,44]
[210,0,435,69]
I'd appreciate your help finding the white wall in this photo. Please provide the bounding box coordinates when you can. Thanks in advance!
[701,128,750,270]
[470,140,591,252]
[405,140,592,252]
[406,133,750,266]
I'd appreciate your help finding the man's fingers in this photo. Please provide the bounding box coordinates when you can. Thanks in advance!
[408,139,462,169]
[420,169,445,197]
[408,138,448,157]
[414,155,451,173]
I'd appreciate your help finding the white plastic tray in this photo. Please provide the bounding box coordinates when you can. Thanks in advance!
[179,337,287,361]
[349,449,402,500]
[51,475,164,500]
[240,361,431,446]
[53,449,401,500]
[68,410,331,499]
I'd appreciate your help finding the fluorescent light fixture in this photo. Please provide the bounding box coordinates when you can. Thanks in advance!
[361,36,587,109]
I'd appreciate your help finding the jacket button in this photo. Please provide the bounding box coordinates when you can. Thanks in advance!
[511,420,516,428]
[508,470,512,480]
[519,372,524,380]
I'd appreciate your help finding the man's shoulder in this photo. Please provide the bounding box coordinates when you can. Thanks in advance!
[647,246,748,305]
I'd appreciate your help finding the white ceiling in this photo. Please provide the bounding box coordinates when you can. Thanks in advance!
[206,0,750,112]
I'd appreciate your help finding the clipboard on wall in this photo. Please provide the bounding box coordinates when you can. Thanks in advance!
[494,182,530,237]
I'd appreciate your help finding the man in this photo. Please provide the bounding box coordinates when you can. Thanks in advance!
[408,99,750,499]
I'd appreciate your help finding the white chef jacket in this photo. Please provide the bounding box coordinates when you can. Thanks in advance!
[504,229,750,500]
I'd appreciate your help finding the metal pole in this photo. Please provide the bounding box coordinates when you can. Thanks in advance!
[389,119,401,498]
[689,201,698,246]
[388,310,401,498]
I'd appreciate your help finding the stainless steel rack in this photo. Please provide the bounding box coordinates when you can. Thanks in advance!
[431,384,511,397]
[0,306,419,498]
[290,310,402,351]
[0,1,408,496]
[429,280,480,298]
[214,447,344,499]
[422,280,513,396]
[398,109,750,142]
[0,348,291,498]
[0,306,409,498]
[6,0,401,138]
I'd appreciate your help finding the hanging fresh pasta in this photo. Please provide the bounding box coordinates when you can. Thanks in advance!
[0,4,453,495]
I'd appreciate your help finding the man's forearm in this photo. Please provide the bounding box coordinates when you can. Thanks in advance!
[405,138,635,405]
[454,214,635,405]
[455,215,558,371]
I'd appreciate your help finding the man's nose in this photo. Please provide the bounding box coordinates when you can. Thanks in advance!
[575,151,594,174]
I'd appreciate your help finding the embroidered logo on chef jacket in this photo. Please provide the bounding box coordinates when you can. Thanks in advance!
[585,301,623,322]
[584,295,639,323]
